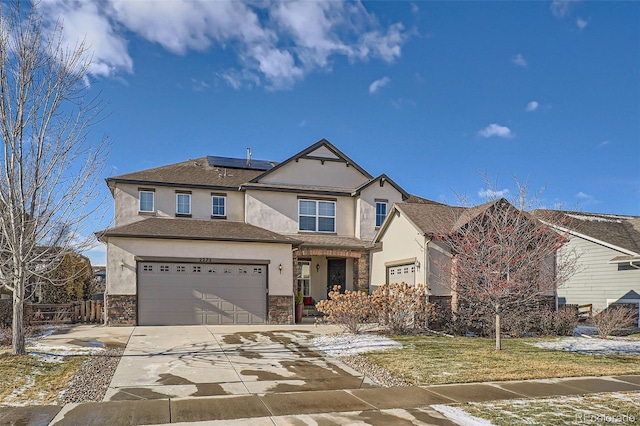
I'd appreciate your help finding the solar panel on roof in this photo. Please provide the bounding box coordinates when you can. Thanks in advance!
[207,156,275,171]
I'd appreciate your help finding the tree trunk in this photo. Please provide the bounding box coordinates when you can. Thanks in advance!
[12,289,26,355]
[495,311,502,351]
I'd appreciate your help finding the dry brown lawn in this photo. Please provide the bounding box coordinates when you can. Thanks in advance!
[363,336,640,385]
[0,353,85,406]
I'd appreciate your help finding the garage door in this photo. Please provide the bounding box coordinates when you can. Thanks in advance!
[387,263,415,285]
[138,262,267,325]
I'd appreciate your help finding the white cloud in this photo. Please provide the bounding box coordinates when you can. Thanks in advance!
[479,188,510,199]
[575,191,599,205]
[512,53,528,68]
[576,191,592,199]
[551,0,580,18]
[598,140,610,147]
[39,1,133,78]
[38,0,409,90]
[298,119,307,128]
[369,76,390,94]
[410,3,420,15]
[525,101,539,112]
[576,17,589,30]
[478,124,514,139]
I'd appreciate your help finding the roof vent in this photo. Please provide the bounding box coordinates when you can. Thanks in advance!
[246,147,252,167]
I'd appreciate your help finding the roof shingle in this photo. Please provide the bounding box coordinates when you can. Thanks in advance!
[532,210,640,254]
[99,218,300,244]
[107,157,266,189]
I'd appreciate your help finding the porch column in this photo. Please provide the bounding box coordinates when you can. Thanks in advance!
[353,252,370,293]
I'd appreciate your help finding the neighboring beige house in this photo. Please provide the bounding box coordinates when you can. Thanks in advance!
[533,210,640,321]
[370,200,456,302]
[370,198,559,309]
[99,139,411,325]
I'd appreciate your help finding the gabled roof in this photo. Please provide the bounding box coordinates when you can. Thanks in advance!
[98,218,300,245]
[532,209,640,255]
[249,139,373,183]
[395,202,466,237]
[353,174,410,201]
[106,156,271,190]
[375,198,529,243]
[374,201,461,242]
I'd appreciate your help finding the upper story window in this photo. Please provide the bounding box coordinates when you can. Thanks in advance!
[176,192,191,216]
[211,194,226,218]
[299,199,335,233]
[139,189,155,213]
[375,201,388,227]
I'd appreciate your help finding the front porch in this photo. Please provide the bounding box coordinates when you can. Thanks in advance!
[293,245,370,316]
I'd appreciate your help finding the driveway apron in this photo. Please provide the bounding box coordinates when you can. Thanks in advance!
[104,325,371,402]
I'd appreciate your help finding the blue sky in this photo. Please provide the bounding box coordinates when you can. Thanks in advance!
[38,1,639,265]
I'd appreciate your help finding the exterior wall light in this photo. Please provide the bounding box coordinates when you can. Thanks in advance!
[278,264,283,274]
[316,264,320,272]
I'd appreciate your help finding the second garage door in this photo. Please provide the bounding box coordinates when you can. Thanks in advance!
[138,262,267,325]
[387,263,415,285]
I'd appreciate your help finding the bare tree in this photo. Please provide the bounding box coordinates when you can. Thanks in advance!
[0,2,107,355]
[436,180,578,350]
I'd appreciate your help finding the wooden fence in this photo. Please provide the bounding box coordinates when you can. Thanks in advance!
[27,300,103,325]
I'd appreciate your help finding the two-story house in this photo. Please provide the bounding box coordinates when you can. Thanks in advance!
[99,139,411,325]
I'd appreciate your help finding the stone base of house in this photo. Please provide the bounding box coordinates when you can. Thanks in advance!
[106,294,137,326]
[268,295,293,324]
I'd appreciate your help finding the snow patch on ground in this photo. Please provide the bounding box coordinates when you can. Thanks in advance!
[313,333,402,357]
[529,336,640,355]
[28,342,104,363]
[432,405,493,425]
[573,325,598,336]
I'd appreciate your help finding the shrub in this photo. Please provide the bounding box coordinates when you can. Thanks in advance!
[371,283,436,334]
[315,286,375,334]
[592,306,637,338]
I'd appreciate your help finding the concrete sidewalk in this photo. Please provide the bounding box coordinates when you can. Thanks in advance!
[2,375,639,425]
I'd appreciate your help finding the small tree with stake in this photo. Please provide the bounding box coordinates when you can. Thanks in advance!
[437,187,577,350]
[0,2,107,355]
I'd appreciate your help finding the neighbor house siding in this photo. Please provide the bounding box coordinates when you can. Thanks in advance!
[558,236,640,311]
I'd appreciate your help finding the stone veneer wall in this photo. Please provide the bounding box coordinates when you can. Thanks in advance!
[353,252,370,292]
[268,295,293,324]
[107,294,137,326]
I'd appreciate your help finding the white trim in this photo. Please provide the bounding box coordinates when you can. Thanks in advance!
[176,193,191,215]
[139,190,155,213]
[211,195,226,217]
[298,199,336,233]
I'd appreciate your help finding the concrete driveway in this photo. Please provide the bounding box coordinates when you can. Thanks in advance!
[104,325,375,402]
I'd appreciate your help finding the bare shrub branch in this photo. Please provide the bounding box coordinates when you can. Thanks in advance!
[0,2,108,354]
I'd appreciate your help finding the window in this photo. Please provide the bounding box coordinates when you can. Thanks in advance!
[176,193,191,215]
[299,199,335,232]
[139,191,154,212]
[212,195,226,217]
[297,261,311,296]
[375,201,387,227]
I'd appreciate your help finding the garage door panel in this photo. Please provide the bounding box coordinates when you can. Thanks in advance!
[138,262,267,325]
[388,263,415,285]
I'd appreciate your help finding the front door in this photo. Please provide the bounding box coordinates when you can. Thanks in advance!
[327,259,346,297]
